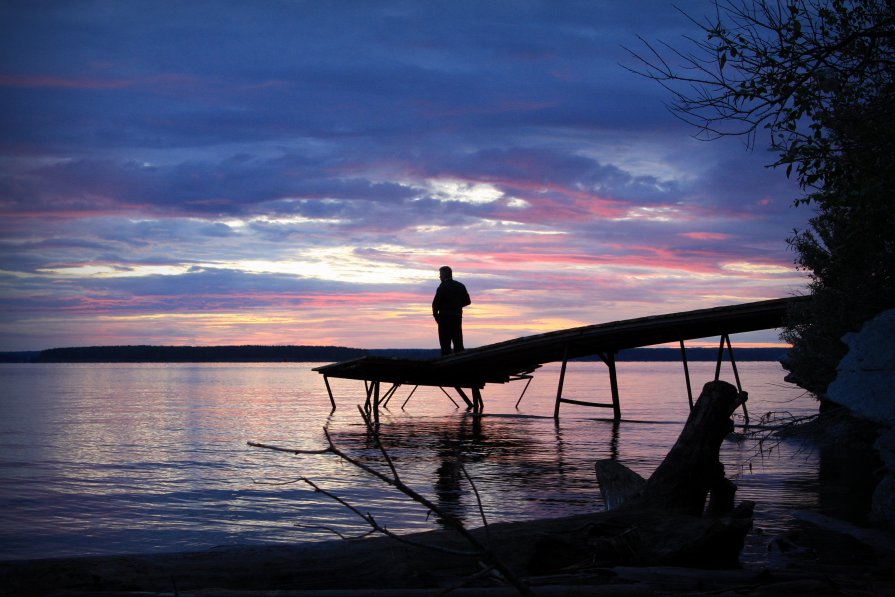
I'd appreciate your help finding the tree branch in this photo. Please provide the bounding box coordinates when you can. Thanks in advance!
[248,416,533,595]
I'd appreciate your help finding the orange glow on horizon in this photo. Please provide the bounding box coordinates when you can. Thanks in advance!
[2,297,795,351]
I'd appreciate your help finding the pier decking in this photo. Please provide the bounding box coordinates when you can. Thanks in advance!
[314,296,805,420]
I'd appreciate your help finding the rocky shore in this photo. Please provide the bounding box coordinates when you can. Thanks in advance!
[824,309,895,529]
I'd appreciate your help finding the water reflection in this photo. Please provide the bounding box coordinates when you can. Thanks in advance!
[433,416,483,525]
[609,421,620,461]
[322,411,624,532]
[0,361,831,563]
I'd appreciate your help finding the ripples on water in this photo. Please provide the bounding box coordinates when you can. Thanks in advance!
[0,361,820,565]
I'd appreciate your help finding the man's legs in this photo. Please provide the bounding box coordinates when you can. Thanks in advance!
[438,320,453,356]
[451,318,464,352]
[438,316,464,355]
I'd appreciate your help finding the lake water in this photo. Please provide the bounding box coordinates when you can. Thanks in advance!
[0,361,824,565]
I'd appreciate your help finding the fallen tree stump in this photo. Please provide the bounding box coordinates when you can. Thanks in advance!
[597,380,748,516]
[538,380,753,573]
[587,380,752,570]
[1,381,756,595]
[594,459,645,511]
[633,380,747,516]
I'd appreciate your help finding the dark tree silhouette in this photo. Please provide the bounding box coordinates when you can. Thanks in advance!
[627,0,895,397]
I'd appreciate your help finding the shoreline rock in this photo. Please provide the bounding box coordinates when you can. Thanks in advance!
[826,308,895,528]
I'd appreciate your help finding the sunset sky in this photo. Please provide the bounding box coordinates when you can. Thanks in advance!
[0,1,811,352]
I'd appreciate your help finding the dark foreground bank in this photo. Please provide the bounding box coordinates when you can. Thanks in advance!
[2,510,893,596]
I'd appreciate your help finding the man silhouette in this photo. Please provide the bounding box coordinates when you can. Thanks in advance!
[432,266,471,356]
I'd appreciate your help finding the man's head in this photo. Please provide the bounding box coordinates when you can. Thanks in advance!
[439,266,452,281]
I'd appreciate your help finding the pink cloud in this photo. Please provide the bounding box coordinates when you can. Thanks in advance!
[681,232,731,241]
[492,180,628,221]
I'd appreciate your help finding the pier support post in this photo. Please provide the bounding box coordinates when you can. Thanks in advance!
[380,383,400,408]
[453,387,475,410]
[514,375,533,409]
[372,380,380,424]
[680,340,694,410]
[400,385,419,409]
[323,375,336,412]
[471,387,483,413]
[438,387,461,408]
[714,335,726,382]
[553,346,569,420]
[724,335,742,392]
[363,381,374,413]
[714,334,749,424]
[554,346,621,420]
[607,351,621,421]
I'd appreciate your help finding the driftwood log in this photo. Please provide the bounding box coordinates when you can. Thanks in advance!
[632,379,747,516]
[1,381,755,595]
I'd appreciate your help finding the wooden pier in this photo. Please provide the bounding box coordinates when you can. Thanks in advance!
[314,296,805,420]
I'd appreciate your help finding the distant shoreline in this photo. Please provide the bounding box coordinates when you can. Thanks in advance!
[0,345,789,363]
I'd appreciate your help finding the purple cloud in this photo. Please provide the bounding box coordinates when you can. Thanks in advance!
[0,1,812,350]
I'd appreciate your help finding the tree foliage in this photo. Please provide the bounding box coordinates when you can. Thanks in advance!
[628,0,895,397]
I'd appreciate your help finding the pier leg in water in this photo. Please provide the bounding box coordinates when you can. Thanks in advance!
[453,387,474,410]
[471,387,483,413]
[372,381,380,425]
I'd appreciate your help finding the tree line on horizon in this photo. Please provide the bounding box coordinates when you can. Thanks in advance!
[0,344,789,363]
